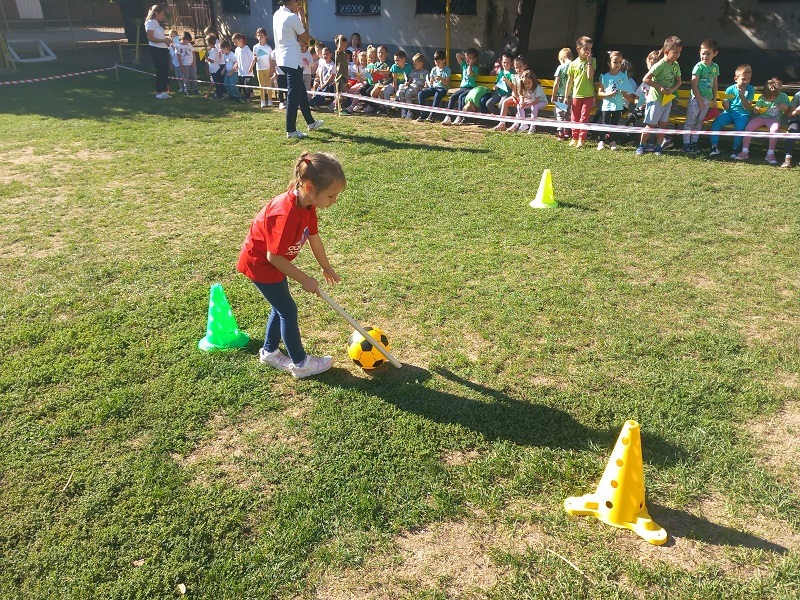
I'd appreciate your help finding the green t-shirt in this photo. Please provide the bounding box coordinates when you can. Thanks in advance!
[754,92,791,118]
[494,69,515,97]
[647,58,681,103]
[554,62,570,97]
[460,60,478,88]
[691,61,718,100]
[567,57,596,98]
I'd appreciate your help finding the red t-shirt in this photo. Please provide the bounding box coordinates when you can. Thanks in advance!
[237,190,319,283]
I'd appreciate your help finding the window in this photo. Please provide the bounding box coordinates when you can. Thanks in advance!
[417,0,477,15]
[222,0,250,14]
[335,0,381,15]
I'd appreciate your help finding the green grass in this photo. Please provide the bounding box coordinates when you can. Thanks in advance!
[1,49,799,599]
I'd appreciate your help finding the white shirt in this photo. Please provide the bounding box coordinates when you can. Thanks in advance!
[207,47,222,73]
[235,45,254,76]
[271,50,283,75]
[223,51,237,74]
[177,42,194,66]
[169,45,179,67]
[300,51,313,76]
[253,42,273,71]
[145,19,167,48]
[272,5,304,69]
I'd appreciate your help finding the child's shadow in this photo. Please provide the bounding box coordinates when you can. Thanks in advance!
[325,363,683,465]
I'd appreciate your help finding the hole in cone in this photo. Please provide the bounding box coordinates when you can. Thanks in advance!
[606,501,613,509]
[616,459,624,467]
[622,437,630,445]
[611,480,618,488]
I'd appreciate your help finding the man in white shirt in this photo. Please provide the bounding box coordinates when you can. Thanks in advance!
[273,0,323,138]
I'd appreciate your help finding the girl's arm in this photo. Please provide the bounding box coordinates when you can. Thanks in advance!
[267,252,319,294]
[308,234,340,284]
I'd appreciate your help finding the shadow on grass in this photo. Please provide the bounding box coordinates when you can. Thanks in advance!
[650,504,790,554]
[323,363,684,466]
[321,130,492,154]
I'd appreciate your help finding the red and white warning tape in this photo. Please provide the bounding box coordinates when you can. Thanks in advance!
[0,66,116,86]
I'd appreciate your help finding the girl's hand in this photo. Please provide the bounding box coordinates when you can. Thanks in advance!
[322,267,340,284]
[302,276,320,295]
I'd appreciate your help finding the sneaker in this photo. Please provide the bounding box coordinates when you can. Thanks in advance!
[645,144,656,153]
[352,103,365,112]
[327,103,337,111]
[507,124,519,133]
[527,126,535,134]
[400,109,407,118]
[211,94,224,101]
[568,139,577,147]
[635,145,645,156]
[363,105,375,113]
[575,140,584,149]
[287,130,307,139]
[261,100,267,108]
[708,145,720,157]
[493,123,506,131]
[764,152,778,166]
[308,119,324,132]
[290,355,334,379]
[425,116,435,123]
[781,156,793,168]
[155,92,170,99]
[597,140,605,150]
[267,100,274,107]
[732,150,748,161]
[453,116,464,125]
[609,142,618,150]
[442,116,452,125]
[259,348,293,372]
[661,138,674,150]
[405,112,414,119]
[279,102,286,109]
[653,145,663,156]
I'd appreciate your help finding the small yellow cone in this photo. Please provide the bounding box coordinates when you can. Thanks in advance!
[661,93,676,106]
[564,420,667,545]
[529,169,557,208]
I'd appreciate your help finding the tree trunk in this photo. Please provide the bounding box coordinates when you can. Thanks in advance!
[512,0,537,61]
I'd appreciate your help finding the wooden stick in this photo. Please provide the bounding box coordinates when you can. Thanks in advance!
[318,288,401,368]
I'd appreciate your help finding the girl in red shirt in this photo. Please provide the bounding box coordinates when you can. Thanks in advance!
[238,152,345,378]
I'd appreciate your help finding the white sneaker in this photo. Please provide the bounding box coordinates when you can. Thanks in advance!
[442,116,452,125]
[287,130,307,139]
[400,109,407,118]
[291,355,334,379]
[764,152,778,166]
[597,141,605,150]
[267,100,274,107]
[405,112,413,119]
[609,142,618,150]
[453,116,464,125]
[260,100,267,108]
[279,102,286,109]
[308,119,324,132]
[259,348,292,372]
[156,92,170,99]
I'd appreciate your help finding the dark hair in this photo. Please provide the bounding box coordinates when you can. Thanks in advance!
[145,4,165,20]
[501,52,514,62]
[576,36,593,48]
[466,47,479,59]
[220,40,232,50]
[346,49,353,60]
[394,50,406,59]
[662,36,682,52]
[288,152,346,193]
[256,27,267,37]
[700,38,718,52]
[433,49,446,61]
[335,34,348,45]
[206,34,217,46]
[182,31,192,41]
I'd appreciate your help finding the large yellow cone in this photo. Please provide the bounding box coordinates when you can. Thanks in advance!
[564,420,667,545]
[529,169,557,208]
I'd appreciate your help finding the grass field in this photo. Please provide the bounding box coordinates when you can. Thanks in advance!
[1,52,799,599]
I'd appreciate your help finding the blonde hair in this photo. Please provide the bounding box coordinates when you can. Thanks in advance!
[762,77,782,100]
[735,64,752,77]
[412,52,424,65]
[334,34,348,46]
[646,50,661,69]
[146,4,165,20]
[517,69,539,96]
[289,152,346,193]
[558,47,573,63]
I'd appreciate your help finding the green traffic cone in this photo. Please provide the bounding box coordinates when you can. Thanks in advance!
[198,283,250,351]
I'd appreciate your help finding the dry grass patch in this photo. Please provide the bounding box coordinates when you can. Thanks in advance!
[743,396,800,482]
[315,518,541,599]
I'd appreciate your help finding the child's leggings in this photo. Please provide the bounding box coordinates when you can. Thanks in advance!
[571,97,594,142]
[710,111,749,150]
[224,72,240,98]
[598,110,622,143]
[253,278,306,365]
[521,100,547,131]
[256,68,272,102]
[683,96,711,145]
[741,116,781,152]
[446,87,472,112]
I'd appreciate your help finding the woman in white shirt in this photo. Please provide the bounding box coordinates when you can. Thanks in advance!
[144,4,171,99]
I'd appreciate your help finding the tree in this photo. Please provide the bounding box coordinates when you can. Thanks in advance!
[511,0,537,60]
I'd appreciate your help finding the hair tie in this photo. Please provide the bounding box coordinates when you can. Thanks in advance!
[303,157,311,165]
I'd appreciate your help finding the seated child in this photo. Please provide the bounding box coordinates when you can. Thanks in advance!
[708,64,754,157]
[384,49,412,114]
[310,46,336,107]
[417,50,451,122]
[451,85,491,125]
[398,53,427,119]
[443,48,479,125]
[494,69,546,133]
[732,77,790,164]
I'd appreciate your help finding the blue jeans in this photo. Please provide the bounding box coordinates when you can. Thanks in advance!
[282,64,314,134]
[224,72,240,98]
[253,278,306,364]
[446,87,472,111]
[710,110,750,150]
[418,86,447,119]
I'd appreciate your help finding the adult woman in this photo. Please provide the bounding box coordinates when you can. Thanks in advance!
[272,0,323,138]
[145,4,171,99]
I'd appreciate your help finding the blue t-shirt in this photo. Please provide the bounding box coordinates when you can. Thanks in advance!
[725,83,755,115]
[600,71,630,111]
[390,63,412,85]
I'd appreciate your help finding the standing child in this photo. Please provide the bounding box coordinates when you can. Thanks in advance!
[596,51,635,150]
[564,36,596,148]
[708,64,754,157]
[205,34,226,100]
[177,32,198,93]
[682,39,719,153]
[636,36,683,156]
[732,77,790,164]
[333,34,350,111]
[299,42,313,91]
[237,152,345,379]
[398,53,426,119]
[221,40,241,100]
[781,93,800,168]
[251,27,274,108]
[232,32,255,102]
[552,47,573,140]
[168,30,181,91]
[417,50,450,122]
[443,48,479,125]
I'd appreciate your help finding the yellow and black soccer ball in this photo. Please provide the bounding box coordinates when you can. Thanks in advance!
[347,327,390,370]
